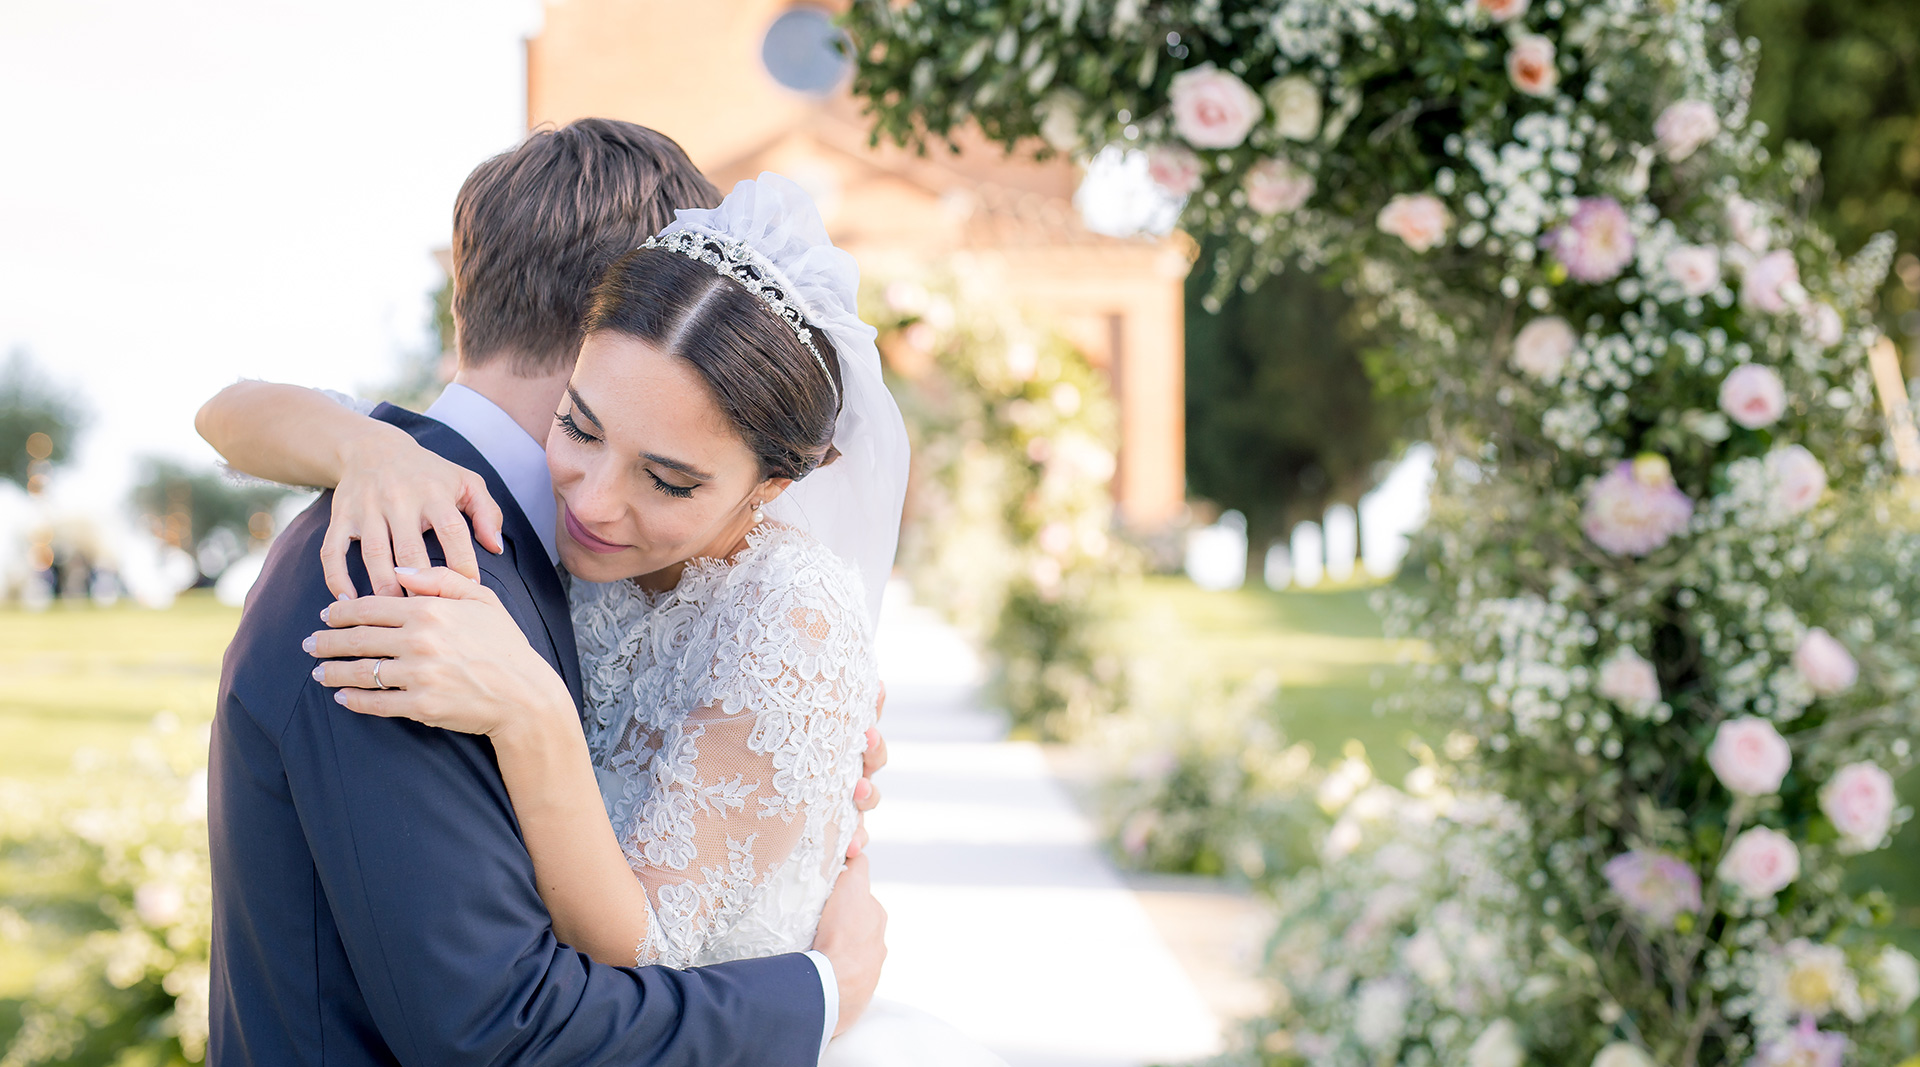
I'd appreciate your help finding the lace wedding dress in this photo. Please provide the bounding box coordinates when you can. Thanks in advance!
[570,522,1006,1065]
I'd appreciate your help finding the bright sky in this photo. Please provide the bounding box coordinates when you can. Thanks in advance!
[0,0,541,510]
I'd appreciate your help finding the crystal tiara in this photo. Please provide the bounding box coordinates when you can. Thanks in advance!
[639,228,840,407]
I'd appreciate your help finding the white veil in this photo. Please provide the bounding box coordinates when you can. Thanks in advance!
[655,173,910,624]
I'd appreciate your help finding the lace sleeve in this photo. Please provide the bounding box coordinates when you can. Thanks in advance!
[604,542,879,968]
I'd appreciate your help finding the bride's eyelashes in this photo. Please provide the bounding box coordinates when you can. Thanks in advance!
[555,409,599,444]
[646,471,698,499]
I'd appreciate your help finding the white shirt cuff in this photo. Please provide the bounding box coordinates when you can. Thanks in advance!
[804,949,837,1058]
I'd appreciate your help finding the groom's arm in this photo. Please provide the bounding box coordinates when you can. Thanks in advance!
[274,606,826,1066]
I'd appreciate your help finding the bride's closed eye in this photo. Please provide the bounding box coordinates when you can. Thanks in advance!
[555,409,599,444]
[557,409,702,499]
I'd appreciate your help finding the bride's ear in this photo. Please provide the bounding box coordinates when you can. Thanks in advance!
[756,476,795,506]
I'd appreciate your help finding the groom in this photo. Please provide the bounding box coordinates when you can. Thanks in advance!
[209,119,883,1066]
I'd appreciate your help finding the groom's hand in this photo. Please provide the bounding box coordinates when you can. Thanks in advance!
[814,853,886,1036]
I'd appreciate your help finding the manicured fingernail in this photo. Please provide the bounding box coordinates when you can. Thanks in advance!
[854,779,872,800]
[337,592,353,602]
[319,605,331,623]
[394,566,419,575]
[334,691,349,706]
[302,635,317,655]
[867,728,880,749]
[311,666,325,683]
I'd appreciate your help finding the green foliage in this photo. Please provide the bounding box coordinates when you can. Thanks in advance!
[0,353,84,491]
[1742,0,1920,326]
[1186,254,1411,553]
[869,272,1132,738]
[128,460,291,577]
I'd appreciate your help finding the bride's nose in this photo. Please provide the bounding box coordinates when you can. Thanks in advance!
[566,455,628,524]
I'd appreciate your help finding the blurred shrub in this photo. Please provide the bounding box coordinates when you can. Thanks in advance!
[1,720,211,1067]
[0,352,85,493]
[868,273,1131,738]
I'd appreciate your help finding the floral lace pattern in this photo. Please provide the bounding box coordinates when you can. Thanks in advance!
[569,523,878,968]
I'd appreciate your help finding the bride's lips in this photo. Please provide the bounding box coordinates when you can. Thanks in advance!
[563,507,629,555]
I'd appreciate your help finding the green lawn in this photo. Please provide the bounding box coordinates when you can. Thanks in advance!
[1114,575,1427,781]
[0,592,240,1037]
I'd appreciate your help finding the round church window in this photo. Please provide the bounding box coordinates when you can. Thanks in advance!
[761,7,851,95]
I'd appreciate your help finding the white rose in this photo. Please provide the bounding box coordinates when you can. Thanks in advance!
[1654,99,1721,162]
[1265,76,1322,141]
[1466,1019,1525,1067]
[1665,244,1722,297]
[1511,316,1577,381]
[1820,761,1895,851]
[1596,646,1661,714]
[1708,717,1792,796]
[1874,946,1920,1012]
[1717,363,1788,430]
[1244,158,1315,214]
[1377,193,1453,253]
[1793,627,1857,696]
[1718,826,1800,898]
[1742,249,1803,313]
[1507,34,1559,98]
[1145,143,1204,197]
[1476,0,1530,21]
[1168,63,1263,149]
[1593,1043,1657,1067]
[1807,302,1845,348]
[1766,444,1827,517]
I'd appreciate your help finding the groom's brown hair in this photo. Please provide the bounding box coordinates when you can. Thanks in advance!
[450,118,721,375]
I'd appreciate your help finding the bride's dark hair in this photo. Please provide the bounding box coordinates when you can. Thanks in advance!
[580,247,842,481]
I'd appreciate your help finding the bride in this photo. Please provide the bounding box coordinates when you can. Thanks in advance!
[200,174,1005,1066]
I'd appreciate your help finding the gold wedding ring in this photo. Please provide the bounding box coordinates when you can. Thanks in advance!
[372,659,391,691]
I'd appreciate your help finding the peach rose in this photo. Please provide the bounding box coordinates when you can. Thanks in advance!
[1169,63,1263,149]
[1377,193,1453,253]
[1820,761,1896,851]
[1707,717,1792,796]
[1507,34,1559,98]
[1665,244,1722,297]
[1512,316,1577,381]
[1766,445,1827,517]
[1596,646,1661,713]
[1718,826,1800,898]
[1476,0,1530,21]
[1718,364,1788,430]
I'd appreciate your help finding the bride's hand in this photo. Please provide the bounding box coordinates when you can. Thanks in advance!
[308,567,573,738]
[322,435,506,600]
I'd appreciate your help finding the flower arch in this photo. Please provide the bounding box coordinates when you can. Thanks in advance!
[846,0,1920,1062]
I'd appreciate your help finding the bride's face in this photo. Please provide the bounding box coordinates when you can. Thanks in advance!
[547,330,787,584]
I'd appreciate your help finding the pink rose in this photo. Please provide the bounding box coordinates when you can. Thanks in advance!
[1807,302,1844,348]
[1507,34,1559,98]
[1168,63,1263,149]
[1717,363,1788,430]
[1512,316,1577,381]
[1654,100,1720,162]
[1752,1019,1846,1067]
[1596,647,1661,713]
[1547,198,1636,283]
[1377,193,1453,253]
[1742,249,1803,314]
[1244,158,1315,215]
[1707,717,1792,796]
[1766,445,1827,517]
[1664,245,1721,297]
[1582,457,1694,556]
[1718,826,1800,898]
[1726,197,1771,251]
[1820,761,1896,851]
[1477,0,1530,21]
[1145,143,1204,196]
[1604,850,1702,925]
[1793,627,1857,696]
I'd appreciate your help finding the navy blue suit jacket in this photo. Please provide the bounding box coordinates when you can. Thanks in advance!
[208,404,824,1066]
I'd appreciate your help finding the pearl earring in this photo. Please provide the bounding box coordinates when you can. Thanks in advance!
[751,500,765,525]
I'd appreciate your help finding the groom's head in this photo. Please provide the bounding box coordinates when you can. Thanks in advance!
[449,118,720,376]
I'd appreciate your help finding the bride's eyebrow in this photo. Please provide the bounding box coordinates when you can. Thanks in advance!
[567,387,712,481]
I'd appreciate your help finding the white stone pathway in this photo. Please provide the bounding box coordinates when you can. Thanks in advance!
[865,584,1224,1067]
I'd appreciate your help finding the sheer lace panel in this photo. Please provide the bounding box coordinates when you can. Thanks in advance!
[569,523,878,969]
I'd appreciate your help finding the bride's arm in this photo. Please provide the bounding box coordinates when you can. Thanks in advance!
[195,381,503,598]
[307,568,658,966]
